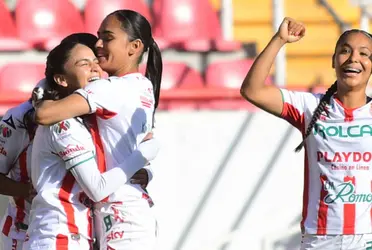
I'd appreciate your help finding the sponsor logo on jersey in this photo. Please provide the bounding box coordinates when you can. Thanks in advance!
[0,124,12,138]
[0,146,7,156]
[317,151,372,163]
[53,121,70,134]
[3,115,16,129]
[58,144,86,157]
[106,230,124,242]
[314,123,372,139]
[323,180,372,204]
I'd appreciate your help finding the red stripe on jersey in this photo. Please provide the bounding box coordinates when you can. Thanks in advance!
[15,149,28,227]
[343,176,356,234]
[96,108,117,120]
[2,215,12,236]
[58,173,79,235]
[88,115,108,202]
[299,114,309,233]
[56,234,69,249]
[140,96,153,108]
[281,103,305,130]
[87,209,93,243]
[317,175,328,234]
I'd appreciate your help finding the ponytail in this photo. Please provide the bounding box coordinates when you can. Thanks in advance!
[145,40,162,110]
[294,82,338,152]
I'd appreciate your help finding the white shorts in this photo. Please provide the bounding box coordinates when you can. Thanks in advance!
[301,234,372,250]
[22,233,92,250]
[1,234,24,250]
[94,198,157,250]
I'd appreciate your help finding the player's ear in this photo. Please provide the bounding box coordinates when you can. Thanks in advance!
[53,74,68,87]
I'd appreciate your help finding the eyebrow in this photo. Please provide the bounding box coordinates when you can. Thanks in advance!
[74,58,97,65]
[341,43,372,51]
[97,30,114,36]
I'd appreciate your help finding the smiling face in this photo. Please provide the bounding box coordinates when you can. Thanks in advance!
[62,44,102,90]
[54,44,103,94]
[95,13,145,76]
[333,31,372,92]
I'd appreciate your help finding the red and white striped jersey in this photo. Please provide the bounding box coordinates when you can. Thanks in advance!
[28,118,94,242]
[280,89,372,235]
[75,73,155,203]
[0,101,33,240]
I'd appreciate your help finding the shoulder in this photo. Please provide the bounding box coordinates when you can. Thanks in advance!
[49,118,86,137]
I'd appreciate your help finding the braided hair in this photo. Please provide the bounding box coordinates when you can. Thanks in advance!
[294,82,337,152]
[294,29,372,152]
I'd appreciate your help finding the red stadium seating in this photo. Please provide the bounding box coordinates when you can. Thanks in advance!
[84,0,153,35]
[153,0,241,52]
[140,61,205,109]
[0,1,31,51]
[0,62,44,100]
[202,59,269,110]
[15,0,85,51]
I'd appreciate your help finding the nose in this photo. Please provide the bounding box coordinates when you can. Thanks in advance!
[91,61,102,76]
[95,38,103,49]
[349,50,360,62]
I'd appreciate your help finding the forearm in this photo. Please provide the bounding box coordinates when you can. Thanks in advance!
[0,174,29,198]
[241,36,286,95]
[70,150,147,202]
[35,94,90,125]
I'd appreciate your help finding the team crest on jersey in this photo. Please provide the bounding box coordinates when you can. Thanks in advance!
[53,121,71,134]
[0,124,12,138]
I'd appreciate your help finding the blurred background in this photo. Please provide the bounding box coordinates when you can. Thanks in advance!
[0,0,371,249]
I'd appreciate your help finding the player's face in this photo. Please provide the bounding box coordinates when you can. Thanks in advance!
[333,32,372,91]
[96,14,134,75]
[62,44,102,90]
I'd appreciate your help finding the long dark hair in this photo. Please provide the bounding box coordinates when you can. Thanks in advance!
[111,10,163,110]
[295,29,372,152]
[43,33,98,101]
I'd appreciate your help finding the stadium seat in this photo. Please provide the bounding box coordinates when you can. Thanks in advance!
[202,59,267,110]
[15,0,85,51]
[84,0,153,35]
[0,1,31,51]
[206,59,272,88]
[0,63,45,100]
[140,62,205,110]
[153,0,241,52]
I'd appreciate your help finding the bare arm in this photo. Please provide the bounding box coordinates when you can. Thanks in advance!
[240,17,306,117]
[0,173,31,198]
[35,94,90,125]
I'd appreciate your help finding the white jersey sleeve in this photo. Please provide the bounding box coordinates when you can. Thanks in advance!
[70,149,147,202]
[50,119,95,170]
[280,89,320,130]
[74,79,118,114]
[0,103,32,174]
[49,118,153,202]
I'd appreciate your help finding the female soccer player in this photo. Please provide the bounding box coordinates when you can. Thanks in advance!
[33,10,162,250]
[25,39,159,249]
[0,32,101,250]
[241,17,372,249]
[0,100,36,250]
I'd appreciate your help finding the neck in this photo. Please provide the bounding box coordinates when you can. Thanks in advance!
[110,64,138,77]
[335,87,367,109]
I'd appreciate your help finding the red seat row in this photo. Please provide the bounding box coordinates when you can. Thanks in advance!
[0,0,241,52]
[0,59,270,110]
